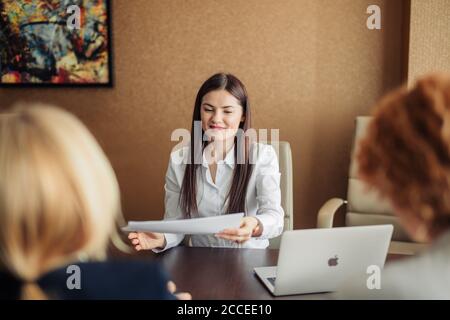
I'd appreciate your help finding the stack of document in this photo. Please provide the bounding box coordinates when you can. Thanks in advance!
[122,212,244,234]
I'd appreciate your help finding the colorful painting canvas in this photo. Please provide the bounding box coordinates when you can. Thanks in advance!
[0,0,112,86]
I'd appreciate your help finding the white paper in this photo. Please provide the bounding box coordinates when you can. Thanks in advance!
[121,212,244,234]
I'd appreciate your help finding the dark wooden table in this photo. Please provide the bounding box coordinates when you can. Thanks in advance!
[123,246,405,300]
[154,247,286,300]
[151,247,401,300]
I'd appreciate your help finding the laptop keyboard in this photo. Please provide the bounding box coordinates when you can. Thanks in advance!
[267,277,276,287]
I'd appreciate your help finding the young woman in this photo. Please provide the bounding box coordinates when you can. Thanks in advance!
[129,73,284,251]
[0,104,190,300]
[334,73,450,299]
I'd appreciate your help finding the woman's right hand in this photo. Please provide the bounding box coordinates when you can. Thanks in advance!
[128,232,166,251]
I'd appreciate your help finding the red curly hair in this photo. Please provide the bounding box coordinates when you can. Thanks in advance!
[358,73,450,239]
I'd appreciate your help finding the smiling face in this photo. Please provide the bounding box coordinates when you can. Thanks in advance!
[200,89,245,142]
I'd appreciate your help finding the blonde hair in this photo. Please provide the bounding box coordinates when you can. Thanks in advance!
[0,104,125,299]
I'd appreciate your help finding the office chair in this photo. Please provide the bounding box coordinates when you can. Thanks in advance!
[316,117,428,255]
[267,141,294,249]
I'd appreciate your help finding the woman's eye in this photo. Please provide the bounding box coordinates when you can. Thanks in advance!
[224,111,232,114]
[204,108,213,112]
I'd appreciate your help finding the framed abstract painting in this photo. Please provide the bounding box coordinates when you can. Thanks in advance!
[0,0,112,87]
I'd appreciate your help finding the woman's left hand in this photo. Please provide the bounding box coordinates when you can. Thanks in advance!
[167,281,192,300]
[215,217,262,244]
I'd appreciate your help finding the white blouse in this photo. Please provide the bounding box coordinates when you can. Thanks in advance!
[154,143,284,252]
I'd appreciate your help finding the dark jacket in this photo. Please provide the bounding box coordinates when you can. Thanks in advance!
[0,260,176,300]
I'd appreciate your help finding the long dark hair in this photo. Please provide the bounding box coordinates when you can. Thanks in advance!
[180,73,253,218]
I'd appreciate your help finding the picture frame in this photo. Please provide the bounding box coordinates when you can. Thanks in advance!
[0,0,113,87]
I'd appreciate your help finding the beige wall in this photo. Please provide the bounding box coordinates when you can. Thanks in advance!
[408,0,450,84]
[0,0,407,228]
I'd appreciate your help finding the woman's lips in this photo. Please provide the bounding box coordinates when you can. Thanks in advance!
[209,125,226,130]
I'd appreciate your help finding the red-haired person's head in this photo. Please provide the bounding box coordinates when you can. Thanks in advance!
[358,73,450,243]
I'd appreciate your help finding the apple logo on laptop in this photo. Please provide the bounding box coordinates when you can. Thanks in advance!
[328,255,339,267]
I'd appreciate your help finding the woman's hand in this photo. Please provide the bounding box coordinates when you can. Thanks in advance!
[128,232,166,251]
[215,217,262,244]
[167,281,192,300]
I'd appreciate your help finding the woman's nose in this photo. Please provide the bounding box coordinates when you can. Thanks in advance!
[211,111,222,123]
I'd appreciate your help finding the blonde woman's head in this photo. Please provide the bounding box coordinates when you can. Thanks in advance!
[0,104,122,298]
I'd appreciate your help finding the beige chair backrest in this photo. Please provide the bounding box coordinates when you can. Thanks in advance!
[267,141,294,249]
[347,117,411,241]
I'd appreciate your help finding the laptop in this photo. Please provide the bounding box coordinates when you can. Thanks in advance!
[254,225,393,296]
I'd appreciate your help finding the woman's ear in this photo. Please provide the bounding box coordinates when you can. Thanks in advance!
[241,115,245,123]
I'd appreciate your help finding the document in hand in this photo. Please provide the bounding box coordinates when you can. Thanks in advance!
[122,212,244,234]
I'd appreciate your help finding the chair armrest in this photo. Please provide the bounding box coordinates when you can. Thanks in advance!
[388,241,428,255]
[317,198,347,228]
